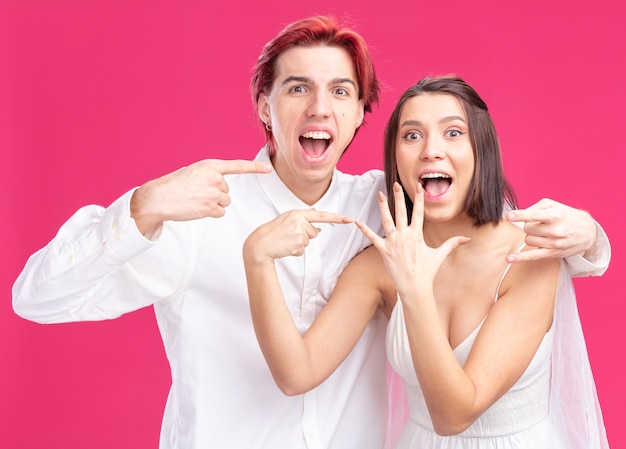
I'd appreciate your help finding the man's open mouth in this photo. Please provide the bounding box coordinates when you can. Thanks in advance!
[299,131,332,158]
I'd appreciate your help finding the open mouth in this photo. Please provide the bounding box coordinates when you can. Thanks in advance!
[420,172,452,197]
[299,131,332,158]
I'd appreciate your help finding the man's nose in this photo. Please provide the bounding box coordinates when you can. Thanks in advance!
[307,91,331,118]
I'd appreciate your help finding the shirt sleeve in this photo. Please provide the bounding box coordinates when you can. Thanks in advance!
[12,189,184,323]
[564,221,611,278]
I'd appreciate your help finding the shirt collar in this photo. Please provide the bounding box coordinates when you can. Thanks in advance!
[254,146,341,215]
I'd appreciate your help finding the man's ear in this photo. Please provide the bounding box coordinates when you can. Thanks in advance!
[258,94,271,126]
[356,99,365,128]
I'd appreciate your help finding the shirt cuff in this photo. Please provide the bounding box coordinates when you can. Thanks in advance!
[100,188,158,263]
[564,221,611,278]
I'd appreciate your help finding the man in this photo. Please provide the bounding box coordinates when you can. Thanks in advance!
[12,16,609,449]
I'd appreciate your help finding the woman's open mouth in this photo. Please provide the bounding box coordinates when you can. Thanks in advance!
[420,172,452,198]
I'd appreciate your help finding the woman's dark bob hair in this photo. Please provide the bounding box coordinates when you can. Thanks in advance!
[383,75,517,226]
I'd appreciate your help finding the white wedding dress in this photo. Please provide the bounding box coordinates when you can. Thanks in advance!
[385,259,609,448]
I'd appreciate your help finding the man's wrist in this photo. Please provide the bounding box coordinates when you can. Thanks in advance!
[130,186,163,239]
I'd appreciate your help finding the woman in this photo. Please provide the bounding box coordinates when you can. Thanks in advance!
[243,76,609,448]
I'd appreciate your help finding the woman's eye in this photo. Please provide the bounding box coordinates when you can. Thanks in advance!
[403,132,420,141]
[447,129,464,138]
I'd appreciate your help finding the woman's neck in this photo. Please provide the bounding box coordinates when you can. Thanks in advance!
[423,216,523,258]
[426,215,507,248]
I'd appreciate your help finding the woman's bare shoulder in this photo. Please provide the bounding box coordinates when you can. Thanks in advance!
[342,245,397,315]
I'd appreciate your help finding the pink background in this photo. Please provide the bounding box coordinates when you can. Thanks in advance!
[2,0,624,447]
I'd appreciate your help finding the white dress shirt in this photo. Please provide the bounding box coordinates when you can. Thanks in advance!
[13,147,389,449]
[12,147,610,449]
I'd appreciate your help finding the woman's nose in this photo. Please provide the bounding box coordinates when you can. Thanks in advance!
[420,136,445,160]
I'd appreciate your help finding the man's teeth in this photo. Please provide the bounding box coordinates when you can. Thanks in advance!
[301,131,331,140]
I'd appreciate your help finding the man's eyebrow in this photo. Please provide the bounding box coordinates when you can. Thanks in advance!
[281,76,311,86]
[330,77,357,87]
[280,76,357,87]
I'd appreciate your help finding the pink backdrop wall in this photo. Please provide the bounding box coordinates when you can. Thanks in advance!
[2,0,624,447]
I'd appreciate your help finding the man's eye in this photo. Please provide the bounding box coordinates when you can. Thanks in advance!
[334,87,348,96]
[290,86,305,93]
